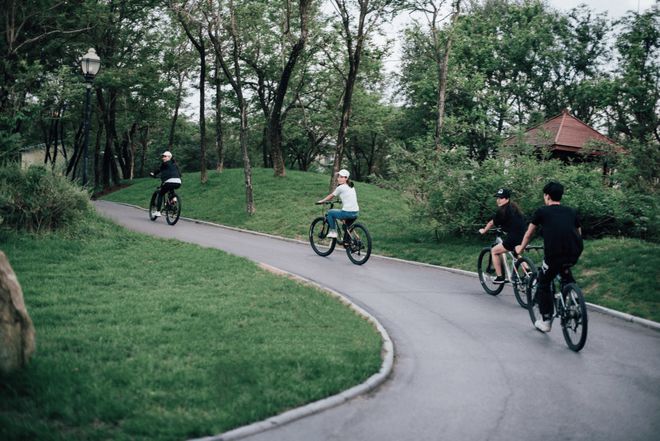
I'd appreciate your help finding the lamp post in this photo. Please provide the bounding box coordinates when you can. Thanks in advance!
[80,48,101,187]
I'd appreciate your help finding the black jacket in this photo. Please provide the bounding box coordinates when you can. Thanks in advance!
[152,160,181,182]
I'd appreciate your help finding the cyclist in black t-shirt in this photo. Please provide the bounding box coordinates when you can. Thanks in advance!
[479,188,527,284]
[516,181,583,333]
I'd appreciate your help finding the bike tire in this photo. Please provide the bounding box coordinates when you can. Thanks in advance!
[513,256,537,308]
[149,191,158,221]
[477,248,504,295]
[309,217,336,256]
[165,192,181,225]
[345,223,372,265]
[561,283,588,352]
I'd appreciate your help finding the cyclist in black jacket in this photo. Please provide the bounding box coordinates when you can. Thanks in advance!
[149,151,182,217]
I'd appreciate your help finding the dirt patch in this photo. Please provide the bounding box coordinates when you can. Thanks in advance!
[91,183,131,200]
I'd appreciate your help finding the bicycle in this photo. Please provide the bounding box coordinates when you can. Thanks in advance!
[477,228,538,308]
[149,186,181,225]
[309,201,372,265]
[526,258,588,352]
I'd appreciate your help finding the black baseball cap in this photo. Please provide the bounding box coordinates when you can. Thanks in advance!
[494,188,511,199]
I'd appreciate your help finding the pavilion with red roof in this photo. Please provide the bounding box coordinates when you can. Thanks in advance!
[504,109,623,161]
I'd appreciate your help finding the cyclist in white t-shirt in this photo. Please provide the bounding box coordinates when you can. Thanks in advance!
[316,169,359,238]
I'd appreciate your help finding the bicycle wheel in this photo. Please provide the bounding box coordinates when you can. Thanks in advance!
[309,217,336,256]
[345,223,372,265]
[561,283,588,352]
[165,192,181,225]
[477,248,504,295]
[149,191,158,221]
[513,256,537,308]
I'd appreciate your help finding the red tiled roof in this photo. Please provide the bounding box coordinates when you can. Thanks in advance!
[505,110,622,153]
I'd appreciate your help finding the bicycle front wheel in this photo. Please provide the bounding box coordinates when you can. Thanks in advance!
[309,217,336,256]
[477,248,504,295]
[149,191,158,221]
[561,283,588,352]
[345,223,372,265]
[513,256,537,308]
[165,193,181,225]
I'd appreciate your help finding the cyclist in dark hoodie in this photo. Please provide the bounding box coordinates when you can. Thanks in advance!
[149,150,182,217]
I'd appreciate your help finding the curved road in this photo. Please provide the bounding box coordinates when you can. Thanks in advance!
[96,201,660,441]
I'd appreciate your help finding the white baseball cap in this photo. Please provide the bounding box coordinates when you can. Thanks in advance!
[337,169,350,178]
[161,151,172,158]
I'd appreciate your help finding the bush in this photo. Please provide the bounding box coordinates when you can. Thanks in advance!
[0,164,91,233]
[386,147,659,242]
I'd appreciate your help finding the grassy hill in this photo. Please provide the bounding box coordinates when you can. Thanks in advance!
[103,168,659,322]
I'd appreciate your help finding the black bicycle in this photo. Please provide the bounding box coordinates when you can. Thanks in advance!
[309,201,372,265]
[526,259,588,352]
[477,228,538,308]
[149,186,181,225]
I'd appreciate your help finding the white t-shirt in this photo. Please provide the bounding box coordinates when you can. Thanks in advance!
[332,184,359,211]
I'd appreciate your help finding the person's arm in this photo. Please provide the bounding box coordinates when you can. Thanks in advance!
[479,220,494,235]
[515,223,537,255]
[317,192,335,204]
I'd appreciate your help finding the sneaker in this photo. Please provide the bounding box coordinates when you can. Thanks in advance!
[326,230,337,238]
[493,275,507,284]
[152,211,161,217]
[534,319,552,333]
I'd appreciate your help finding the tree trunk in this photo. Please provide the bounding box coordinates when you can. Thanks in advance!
[214,66,224,172]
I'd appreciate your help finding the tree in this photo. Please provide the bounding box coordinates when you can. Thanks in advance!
[173,0,210,184]
[207,0,255,214]
[329,0,397,190]
[407,0,461,150]
[609,9,660,143]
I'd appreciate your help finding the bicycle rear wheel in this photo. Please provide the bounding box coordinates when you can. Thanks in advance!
[513,256,537,308]
[477,248,504,295]
[561,283,588,352]
[345,223,372,265]
[165,193,181,225]
[309,217,336,256]
[149,191,158,221]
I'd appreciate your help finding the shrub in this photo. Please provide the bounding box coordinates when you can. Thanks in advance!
[386,147,659,242]
[0,164,91,233]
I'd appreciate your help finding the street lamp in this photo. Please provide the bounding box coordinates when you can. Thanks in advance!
[80,48,101,187]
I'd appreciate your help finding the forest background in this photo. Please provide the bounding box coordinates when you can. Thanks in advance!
[1,0,658,241]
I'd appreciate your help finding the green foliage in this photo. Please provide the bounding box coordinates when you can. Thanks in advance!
[0,164,91,233]
[385,146,659,242]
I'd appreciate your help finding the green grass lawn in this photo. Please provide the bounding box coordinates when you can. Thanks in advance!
[104,168,660,322]
[0,220,381,440]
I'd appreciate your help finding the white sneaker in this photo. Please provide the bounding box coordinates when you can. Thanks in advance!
[326,230,337,238]
[534,319,552,333]
[152,211,161,217]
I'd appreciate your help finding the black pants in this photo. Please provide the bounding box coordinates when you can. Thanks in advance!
[157,182,181,210]
[537,259,576,319]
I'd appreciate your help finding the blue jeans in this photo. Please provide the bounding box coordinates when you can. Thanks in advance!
[326,209,358,230]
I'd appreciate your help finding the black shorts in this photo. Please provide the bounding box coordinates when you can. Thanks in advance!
[503,235,523,252]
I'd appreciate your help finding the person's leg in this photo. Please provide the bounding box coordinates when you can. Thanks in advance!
[535,261,561,331]
[334,211,358,244]
[326,209,341,236]
[157,186,168,211]
[490,243,507,280]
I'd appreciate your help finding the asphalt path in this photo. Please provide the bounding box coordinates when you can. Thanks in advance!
[95,201,660,441]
